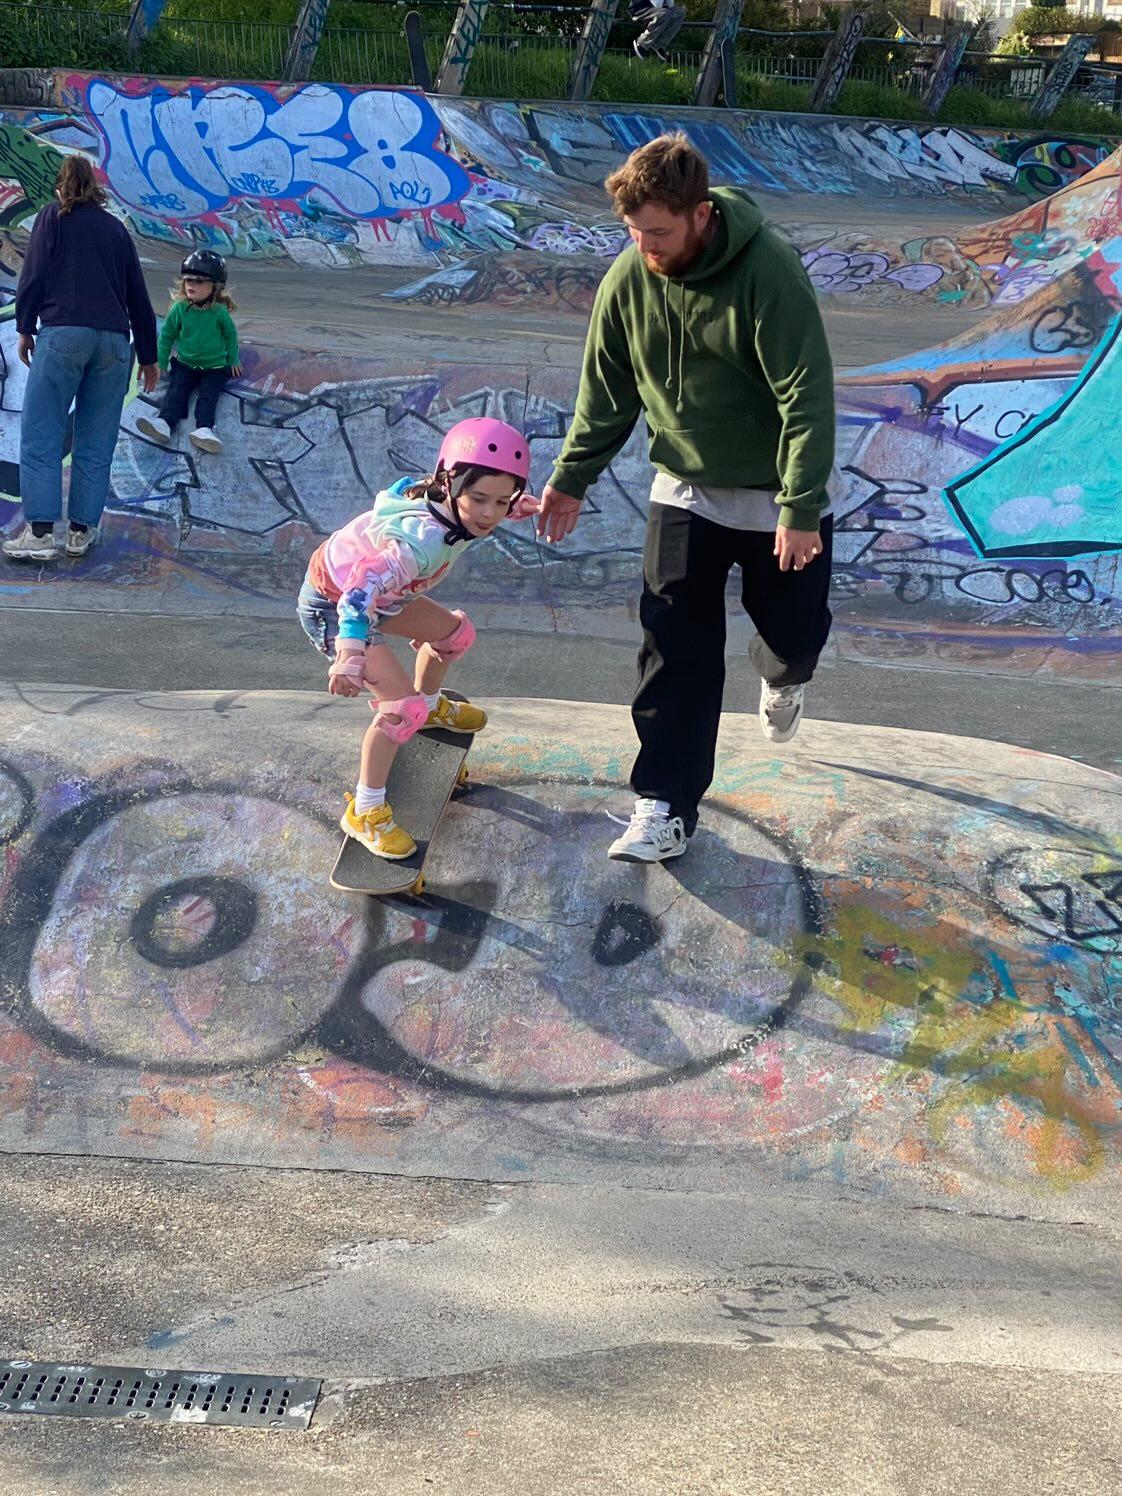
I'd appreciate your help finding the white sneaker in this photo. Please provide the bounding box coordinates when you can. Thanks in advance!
[65,525,99,558]
[190,427,222,453]
[608,798,689,863]
[2,523,57,561]
[760,681,805,743]
[136,413,172,443]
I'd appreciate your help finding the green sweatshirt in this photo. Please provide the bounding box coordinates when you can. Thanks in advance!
[549,187,835,531]
[157,299,239,371]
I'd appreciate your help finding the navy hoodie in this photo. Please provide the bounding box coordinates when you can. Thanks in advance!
[16,200,158,365]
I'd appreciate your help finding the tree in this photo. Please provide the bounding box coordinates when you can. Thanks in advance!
[969,0,997,55]
[997,3,1098,50]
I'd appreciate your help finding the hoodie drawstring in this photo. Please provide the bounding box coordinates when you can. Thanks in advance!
[662,279,687,415]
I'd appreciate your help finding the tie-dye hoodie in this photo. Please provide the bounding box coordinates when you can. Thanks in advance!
[306,478,478,643]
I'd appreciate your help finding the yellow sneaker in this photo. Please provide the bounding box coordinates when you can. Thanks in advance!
[340,794,416,860]
[426,693,487,734]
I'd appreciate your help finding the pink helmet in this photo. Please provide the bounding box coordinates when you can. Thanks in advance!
[436,418,532,492]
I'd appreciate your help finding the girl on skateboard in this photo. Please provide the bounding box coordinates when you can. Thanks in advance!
[297,418,537,860]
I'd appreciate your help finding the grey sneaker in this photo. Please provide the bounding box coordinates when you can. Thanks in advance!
[136,413,172,443]
[65,525,99,558]
[608,798,689,863]
[760,681,805,744]
[190,427,222,453]
[3,523,57,561]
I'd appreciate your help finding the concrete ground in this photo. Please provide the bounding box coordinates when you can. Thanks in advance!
[5,606,1121,774]
[0,689,1118,1492]
[1,127,1119,1496]
[0,1162,1117,1496]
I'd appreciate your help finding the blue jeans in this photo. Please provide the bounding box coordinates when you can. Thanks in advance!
[19,325,133,527]
[297,578,390,659]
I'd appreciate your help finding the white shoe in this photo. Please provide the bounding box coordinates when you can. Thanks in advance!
[136,413,172,443]
[65,525,99,558]
[2,523,57,561]
[608,798,689,863]
[759,681,805,743]
[190,427,222,453]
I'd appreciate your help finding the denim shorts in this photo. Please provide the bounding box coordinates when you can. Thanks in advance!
[297,579,390,659]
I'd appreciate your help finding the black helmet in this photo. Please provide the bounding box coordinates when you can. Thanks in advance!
[180,249,227,285]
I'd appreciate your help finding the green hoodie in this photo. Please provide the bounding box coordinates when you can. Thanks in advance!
[549,187,834,531]
[158,298,239,372]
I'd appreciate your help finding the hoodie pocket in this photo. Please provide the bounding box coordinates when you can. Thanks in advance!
[648,425,727,478]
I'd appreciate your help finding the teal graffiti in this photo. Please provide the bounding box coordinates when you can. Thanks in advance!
[943,313,1122,559]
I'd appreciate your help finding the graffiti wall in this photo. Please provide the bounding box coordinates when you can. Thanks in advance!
[0,333,1119,673]
[0,691,1118,1217]
[945,314,1122,558]
[1,69,1120,671]
[0,68,1117,276]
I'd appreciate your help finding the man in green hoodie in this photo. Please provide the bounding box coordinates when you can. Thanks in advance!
[538,132,835,864]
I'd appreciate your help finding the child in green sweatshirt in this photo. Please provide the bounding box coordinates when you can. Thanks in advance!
[136,250,240,455]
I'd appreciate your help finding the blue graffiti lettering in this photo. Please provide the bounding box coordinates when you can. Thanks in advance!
[86,80,470,223]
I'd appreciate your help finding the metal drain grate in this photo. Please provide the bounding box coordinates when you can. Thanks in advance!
[0,1360,321,1429]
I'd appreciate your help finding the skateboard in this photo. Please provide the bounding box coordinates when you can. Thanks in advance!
[330,720,471,898]
[404,11,432,91]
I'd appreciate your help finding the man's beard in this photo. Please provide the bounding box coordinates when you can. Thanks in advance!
[643,228,706,278]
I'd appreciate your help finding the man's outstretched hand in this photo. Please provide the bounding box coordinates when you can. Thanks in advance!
[774,525,822,572]
[536,484,582,544]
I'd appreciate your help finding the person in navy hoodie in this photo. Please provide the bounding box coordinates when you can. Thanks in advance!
[4,155,158,562]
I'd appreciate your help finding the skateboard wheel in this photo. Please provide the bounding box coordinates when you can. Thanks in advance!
[410,874,426,896]
[457,765,470,787]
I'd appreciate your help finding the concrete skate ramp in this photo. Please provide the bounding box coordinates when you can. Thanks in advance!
[0,76,1119,1235]
[1,70,1120,677]
[0,686,1118,1225]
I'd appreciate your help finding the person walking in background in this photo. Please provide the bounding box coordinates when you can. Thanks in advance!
[3,155,158,563]
[537,133,835,865]
[137,250,241,456]
[630,0,687,62]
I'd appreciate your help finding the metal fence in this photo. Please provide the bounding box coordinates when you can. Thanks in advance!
[0,0,128,60]
[312,25,419,86]
[158,16,292,80]
[1,1,1120,115]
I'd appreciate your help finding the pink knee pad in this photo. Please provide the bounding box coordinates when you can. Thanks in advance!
[426,610,476,664]
[371,693,429,744]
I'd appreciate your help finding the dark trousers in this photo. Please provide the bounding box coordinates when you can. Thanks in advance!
[160,358,231,430]
[631,504,833,835]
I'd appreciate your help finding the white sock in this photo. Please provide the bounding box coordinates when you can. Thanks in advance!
[423,691,441,711]
[355,783,386,815]
[637,797,671,819]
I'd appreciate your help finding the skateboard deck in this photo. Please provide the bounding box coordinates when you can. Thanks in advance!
[404,11,432,91]
[330,722,469,898]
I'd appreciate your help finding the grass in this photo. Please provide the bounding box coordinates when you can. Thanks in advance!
[0,4,1119,138]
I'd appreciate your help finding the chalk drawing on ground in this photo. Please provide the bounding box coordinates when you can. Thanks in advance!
[0,708,1118,1205]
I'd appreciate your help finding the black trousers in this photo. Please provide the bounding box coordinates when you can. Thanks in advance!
[631,504,833,835]
[159,358,231,430]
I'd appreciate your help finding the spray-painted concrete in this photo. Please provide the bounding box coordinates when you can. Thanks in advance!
[0,687,1117,1224]
[1,73,1120,679]
[0,77,1118,1477]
